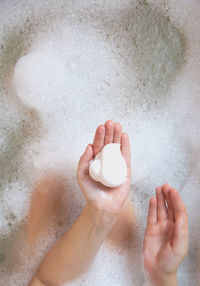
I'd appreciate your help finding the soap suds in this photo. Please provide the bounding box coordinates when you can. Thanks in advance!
[0,0,199,286]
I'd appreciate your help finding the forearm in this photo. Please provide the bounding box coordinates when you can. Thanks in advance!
[145,272,178,286]
[158,274,178,286]
[30,204,117,286]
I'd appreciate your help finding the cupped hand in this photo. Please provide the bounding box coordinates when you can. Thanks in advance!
[76,120,131,216]
[143,184,188,286]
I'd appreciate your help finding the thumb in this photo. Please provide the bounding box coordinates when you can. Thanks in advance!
[77,144,94,177]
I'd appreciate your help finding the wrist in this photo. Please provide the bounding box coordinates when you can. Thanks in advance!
[82,204,117,245]
[85,203,118,226]
[86,202,119,221]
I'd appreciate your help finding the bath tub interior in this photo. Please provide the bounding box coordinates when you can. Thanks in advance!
[0,0,200,285]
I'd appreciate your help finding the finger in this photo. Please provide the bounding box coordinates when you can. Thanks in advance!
[156,186,168,221]
[147,197,157,226]
[104,120,114,145]
[162,184,174,221]
[113,122,122,143]
[77,144,94,177]
[169,188,187,221]
[172,216,188,255]
[93,124,105,157]
[121,133,131,178]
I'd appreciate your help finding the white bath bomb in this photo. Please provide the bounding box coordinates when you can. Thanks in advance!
[89,143,127,188]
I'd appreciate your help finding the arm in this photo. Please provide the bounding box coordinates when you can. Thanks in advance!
[29,205,117,286]
[29,121,131,286]
[143,184,188,286]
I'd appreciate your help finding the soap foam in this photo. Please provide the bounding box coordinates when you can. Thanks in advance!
[0,1,200,286]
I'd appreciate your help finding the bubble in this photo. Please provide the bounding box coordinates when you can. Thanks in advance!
[0,0,200,286]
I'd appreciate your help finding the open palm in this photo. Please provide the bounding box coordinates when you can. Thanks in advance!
[143,184,188,280]
[76,120,131,215]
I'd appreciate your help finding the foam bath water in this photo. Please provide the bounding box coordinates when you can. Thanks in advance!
[0,0,200,285]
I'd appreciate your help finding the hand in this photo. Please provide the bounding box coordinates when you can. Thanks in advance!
[143,184,188,286]
[76,120,131,216]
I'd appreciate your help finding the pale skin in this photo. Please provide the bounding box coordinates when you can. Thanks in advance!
[28,121,133,286]
[77,121,131,215]
[143,184,188,286]
[27,121,188,286]
[27,121,135,248]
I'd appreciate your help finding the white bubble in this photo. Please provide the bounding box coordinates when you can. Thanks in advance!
[0,0,200,286]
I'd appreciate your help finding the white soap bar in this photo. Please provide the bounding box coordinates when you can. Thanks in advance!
[89,143,127,188]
